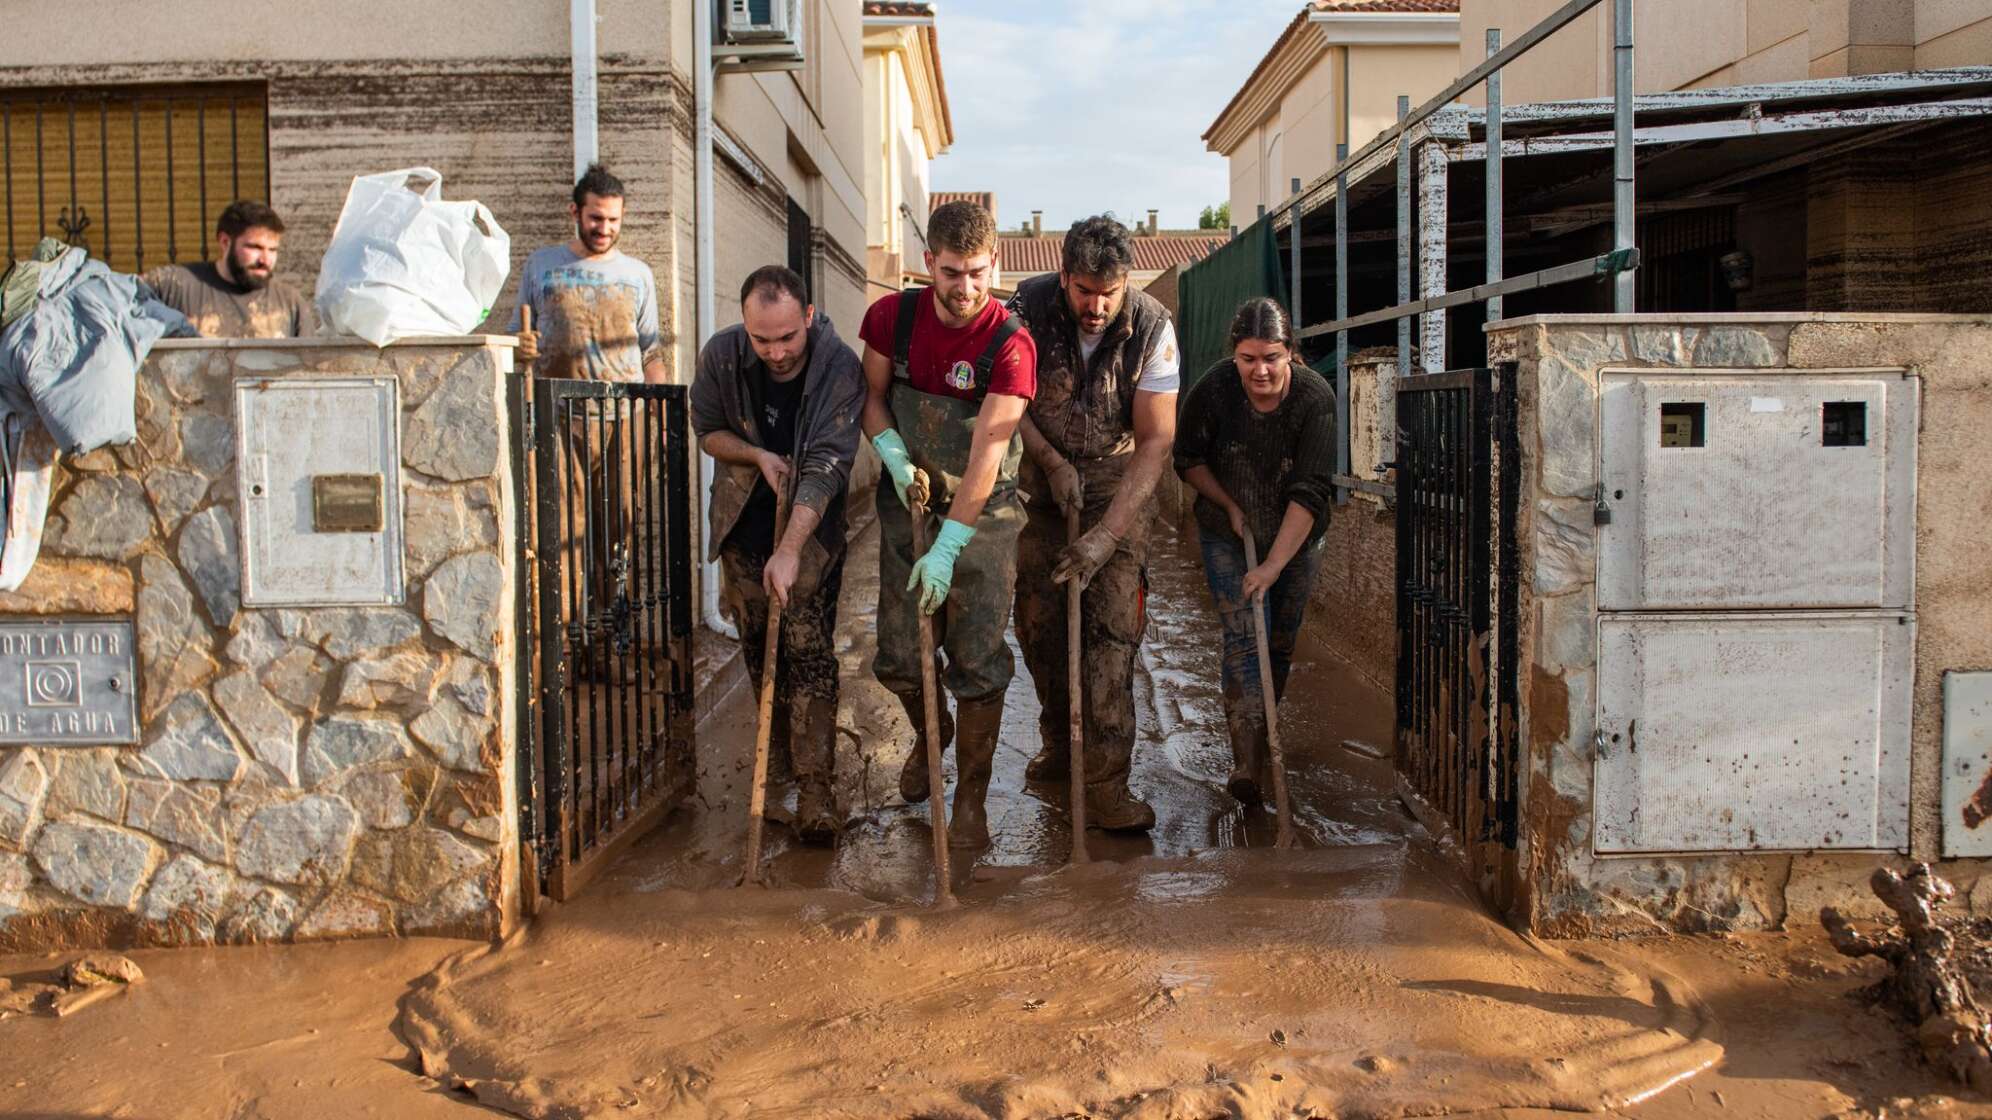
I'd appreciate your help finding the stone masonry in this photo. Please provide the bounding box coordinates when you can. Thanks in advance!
[1490,314,1992,938]
[0,338,520,950]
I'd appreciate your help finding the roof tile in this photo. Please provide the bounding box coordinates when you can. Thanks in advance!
[997,233,1230,275]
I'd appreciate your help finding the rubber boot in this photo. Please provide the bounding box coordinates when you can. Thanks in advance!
[792,696,839,847]
[895,690,954,804]
[1023,718,1069,783]
[766,709,794,786]
[948,694,1004,849]
[1226,705,1267,807]
[1085,777,1156,832]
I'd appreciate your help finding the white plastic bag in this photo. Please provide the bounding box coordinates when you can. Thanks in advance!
[315,167,510,346]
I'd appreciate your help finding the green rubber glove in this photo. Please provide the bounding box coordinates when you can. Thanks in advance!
[908,519,976,615]
[871,429,918,509]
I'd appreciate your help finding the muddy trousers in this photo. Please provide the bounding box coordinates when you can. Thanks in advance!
[871,486,1024,704]
[1198,528,1324,777]
[1013,501,1148,795]
[720,539,845,787]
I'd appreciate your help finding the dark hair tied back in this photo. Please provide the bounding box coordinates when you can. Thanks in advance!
[573,163,626,208]
[1228,296,1295,353]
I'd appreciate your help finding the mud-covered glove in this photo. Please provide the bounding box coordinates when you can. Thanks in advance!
[1051,522,1121,589]
[872,429,918,509]
[1044,459,1082,516]
[908,519,975,615]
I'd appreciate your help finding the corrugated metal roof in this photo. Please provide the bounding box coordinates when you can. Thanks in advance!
[998,233,1230,275]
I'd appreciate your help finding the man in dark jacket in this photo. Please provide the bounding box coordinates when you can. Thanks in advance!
[1005,216,1179,832]
[691,265,865,844]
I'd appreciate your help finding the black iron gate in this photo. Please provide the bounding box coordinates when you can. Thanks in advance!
[512,377,695,901]
[1394,366,1521,875]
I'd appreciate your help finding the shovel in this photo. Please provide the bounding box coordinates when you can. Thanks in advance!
[741,482,792,885]
[1064,498,1088,864]
[906,469,957,908]
[1242,530,1297,849]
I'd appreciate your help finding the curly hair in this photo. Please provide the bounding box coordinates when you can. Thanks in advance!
[1061,215,1133,280]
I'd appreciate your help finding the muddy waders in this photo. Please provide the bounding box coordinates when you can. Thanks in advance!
[873,292,1026,849]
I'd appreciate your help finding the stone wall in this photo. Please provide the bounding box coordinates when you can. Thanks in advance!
[0,338,520,950]
[1490,313,1992,937]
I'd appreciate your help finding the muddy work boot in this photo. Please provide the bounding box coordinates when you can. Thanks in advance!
[1225,710,1268,807]
[791,697,840,847]
[895,690,954,804]
[947,694,1004,849]
[1023,724,1069,783]
[1085,779,1156,832]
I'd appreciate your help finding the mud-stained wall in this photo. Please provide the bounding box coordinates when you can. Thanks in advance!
[1806,122,1992,316]
[0,339,521,951]
[1492,313,1992,938]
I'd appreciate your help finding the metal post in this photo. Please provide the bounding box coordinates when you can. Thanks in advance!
[1289,176,1303,331]
[1334,142,1350,498]
[1613,0,1635,312]
[1395,95,1411,413]
[695,0,735,639]
[1417,141,1447,374]
[1485,28,1504,322]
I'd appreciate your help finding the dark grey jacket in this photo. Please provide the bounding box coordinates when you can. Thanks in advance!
[690,312,864,563]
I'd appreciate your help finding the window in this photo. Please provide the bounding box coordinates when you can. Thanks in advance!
[1822,401,1867,447]
[786,195,814,305]
[1659,402,1705,448]
[2,83,268,274]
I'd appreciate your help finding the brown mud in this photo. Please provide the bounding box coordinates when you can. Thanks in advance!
[388,521,1961,1119]
[2,520,1983,1118]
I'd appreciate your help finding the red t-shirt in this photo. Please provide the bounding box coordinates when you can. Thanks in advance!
[858,290,1037,402]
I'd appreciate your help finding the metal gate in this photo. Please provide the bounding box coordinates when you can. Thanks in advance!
[1394,367,1521,883]
[512,377,696,901]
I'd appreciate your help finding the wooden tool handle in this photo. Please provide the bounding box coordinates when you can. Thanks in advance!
[741,490,792,884]
[1065,502,1088,863]
[1242,531,1297,849]
[909,470,955,906]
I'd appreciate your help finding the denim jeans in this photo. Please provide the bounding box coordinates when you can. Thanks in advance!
[1198,528,1324,728]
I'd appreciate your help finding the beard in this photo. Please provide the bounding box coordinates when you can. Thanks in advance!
[229,255,272,291]
[577,221,619,253]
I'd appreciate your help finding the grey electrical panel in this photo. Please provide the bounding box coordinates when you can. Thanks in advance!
[236,377,404,606]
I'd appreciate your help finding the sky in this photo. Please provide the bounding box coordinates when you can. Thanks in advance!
[928,0,1307,233]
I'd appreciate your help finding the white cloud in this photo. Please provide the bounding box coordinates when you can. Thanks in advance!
[931,0,1302,230]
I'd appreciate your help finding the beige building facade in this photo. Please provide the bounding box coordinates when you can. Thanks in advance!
[0,0,871,375]
[1458,0,1992,103]
[861,1,953,301]
[1204,0,1463,226]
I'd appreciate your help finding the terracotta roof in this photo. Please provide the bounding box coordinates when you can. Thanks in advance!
[997,233,1230,275]
[861,1,934,15]
[931,191,996,221]
[1204,0,1460,147]
[1313,0,1457,9]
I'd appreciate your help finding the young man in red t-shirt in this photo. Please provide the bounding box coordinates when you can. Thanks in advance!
[857,199,1036,849]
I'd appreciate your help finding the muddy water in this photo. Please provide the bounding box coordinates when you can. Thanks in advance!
[398,520,1731,1118]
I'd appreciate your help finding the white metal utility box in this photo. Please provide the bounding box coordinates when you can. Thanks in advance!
[1592,367,1918,854]
[235,377,405,606]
